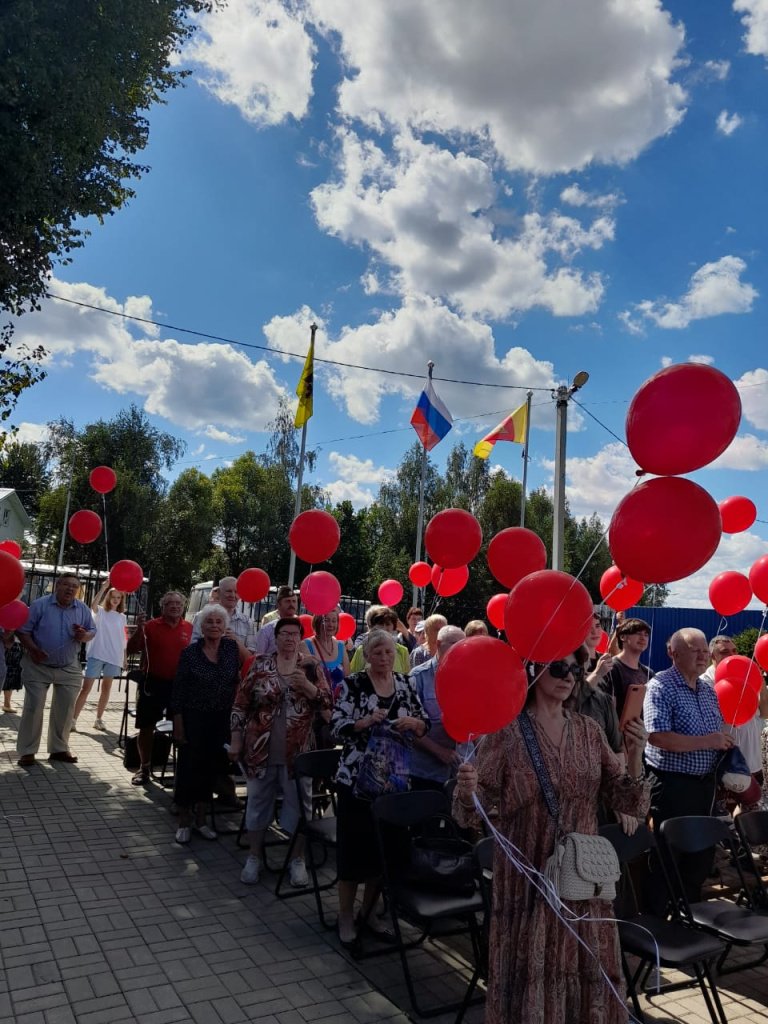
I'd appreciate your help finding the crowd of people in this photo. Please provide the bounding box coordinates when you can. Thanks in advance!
[5,571,768,1023]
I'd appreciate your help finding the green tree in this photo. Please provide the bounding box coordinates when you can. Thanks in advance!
[0,437,51,518]
[150,468,216,596]
[329,501,373,597]
[733,628,761,660]
[0,325,46,446]
[0,0,218,315]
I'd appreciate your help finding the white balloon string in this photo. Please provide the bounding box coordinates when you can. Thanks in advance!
[724,605,768,730]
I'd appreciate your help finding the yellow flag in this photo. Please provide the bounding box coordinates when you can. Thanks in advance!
[473,401,527,459]
[294,338,315,428]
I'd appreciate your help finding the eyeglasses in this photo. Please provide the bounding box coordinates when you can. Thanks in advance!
[548,661,585,682]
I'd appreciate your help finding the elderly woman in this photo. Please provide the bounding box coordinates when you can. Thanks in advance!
[172,604,244,845]
[455,646,650,1024]
[305,608,350,697]
[332,628,430,952]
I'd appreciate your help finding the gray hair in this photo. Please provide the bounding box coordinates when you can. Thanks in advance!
[362,628,397,657]
[437,625,465,646]
[709,634,734,654]
[198,603,231,629]
[219,576,237,589]
[160,591,185,607]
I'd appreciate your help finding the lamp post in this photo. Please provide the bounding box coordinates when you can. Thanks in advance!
[551,370,589,572]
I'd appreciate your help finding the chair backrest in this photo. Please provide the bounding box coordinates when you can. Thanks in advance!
[474,836,494,873]
[600,822,656,863]
[660,815,730,855]
[293,748,342,782]
[735,809,768,848]
[373,789,451,828]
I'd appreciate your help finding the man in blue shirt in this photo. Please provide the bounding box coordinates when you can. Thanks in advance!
[16,574,97,766]
[644,627,734,911]
[410,625,466,790]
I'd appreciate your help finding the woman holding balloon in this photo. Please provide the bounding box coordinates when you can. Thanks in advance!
[72,580,127,732]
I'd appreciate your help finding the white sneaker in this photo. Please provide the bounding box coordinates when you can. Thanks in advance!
[240,855,261,885]
[194,824,217,841]
[94,718,106,732]
[175,827,191,845]
[289,857,309,887]
[70,719,78,732]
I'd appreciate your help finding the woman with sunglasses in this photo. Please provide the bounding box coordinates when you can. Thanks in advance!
[454,645,650,1024]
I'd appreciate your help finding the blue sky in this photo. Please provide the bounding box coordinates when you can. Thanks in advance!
[10,0,768,607]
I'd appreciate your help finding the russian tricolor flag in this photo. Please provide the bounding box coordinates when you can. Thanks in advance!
[410,379,453,451]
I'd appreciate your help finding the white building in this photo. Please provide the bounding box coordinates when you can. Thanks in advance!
[0,488,33,545]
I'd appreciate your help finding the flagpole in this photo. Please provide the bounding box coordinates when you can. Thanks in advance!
[412,360,434,607]
[520,389,533,527]
[288,322,316,590]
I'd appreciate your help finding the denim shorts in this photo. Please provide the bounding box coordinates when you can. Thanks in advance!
[84,657,121,679]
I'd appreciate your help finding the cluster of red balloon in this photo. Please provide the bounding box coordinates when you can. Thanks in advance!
[706,497,762,616]
[714,655,763,726]
[289,510,343,618]
[67,466,118,545]
[707,552,768,617]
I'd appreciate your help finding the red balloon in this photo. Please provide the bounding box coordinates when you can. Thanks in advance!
[436,636,528,736]
[335,612,357,642]
[487,527,547,590]
[378,579,404,606]
[504,570,593,663]
[715,655,764,695]
[486,593,507,630]
[714,679,759,727]
[241,654,256,679]
[0,540,22,559]
[0,599,28,631]
[0,551,24,607]
[300,571,341,616]
[68,510,102,544]
[109,560,144,594]
[708,572,752,617]
[442,715,472,744]
[754,634,768,673]
[425,509,482,570]
[719,496,757,534]
[626,364,741,475]
[431,563,469,598]
[595,630,610,655]
[749,555,768,605]
[298,614,314,640]
[289,510,340,564]
[609,477,721,585]
[409,561,432,587]
[599,566,644,612]
[89,466,117,494]
[237,568,271,603]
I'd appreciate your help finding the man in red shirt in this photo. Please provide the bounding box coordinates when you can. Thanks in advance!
[126,591,192,786]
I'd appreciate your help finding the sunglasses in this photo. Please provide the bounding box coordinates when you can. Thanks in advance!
[548,660,585,682]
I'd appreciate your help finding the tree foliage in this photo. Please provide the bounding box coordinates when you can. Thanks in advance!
[0,324,46,447]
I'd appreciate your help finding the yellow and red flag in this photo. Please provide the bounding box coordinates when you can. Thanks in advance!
[294,337,315,428]
[473,401,528,459]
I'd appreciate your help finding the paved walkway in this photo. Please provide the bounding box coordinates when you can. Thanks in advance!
[2,690,768,1024]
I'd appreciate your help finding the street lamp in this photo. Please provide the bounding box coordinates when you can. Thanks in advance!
[551,371,589,572]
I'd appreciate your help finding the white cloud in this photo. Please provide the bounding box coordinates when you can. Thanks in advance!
[202,425,246,443]
[559,184,623,210]
[716,109,743,135]
[621,256,758,330]
[661,355,673,367]
[708,433,768,471]
[324,452,397,507]
[10,422,48,445]
[310,0,686,174]
[186,0,315,125]
[311,131,611,319]
[666,531,768,608]
[688,354,715,365]
[702,59,731,80]
[736,368,768,430]
[11,279,288,434]
[734,0,768,59]
[191,443,205,456]
[541,441,637,520]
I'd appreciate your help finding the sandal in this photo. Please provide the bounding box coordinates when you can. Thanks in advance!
[356,913,397,944]
[337,926,362,958]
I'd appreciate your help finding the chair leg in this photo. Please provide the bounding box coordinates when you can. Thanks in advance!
[717,942,768,976]
[700,960,728,1024]
[274,827,300,899]
[236,807,249,849]
[621,953,646,1023]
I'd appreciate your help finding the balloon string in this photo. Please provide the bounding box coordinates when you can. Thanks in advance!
[101,493,110,572]
[724,605,768,731]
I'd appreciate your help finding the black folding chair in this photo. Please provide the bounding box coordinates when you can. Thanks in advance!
[274,749,341,929]
[660,815,768,976]
[600,823,727,1024]
[372,789,484,1018]
[735,810,768,910]
[454,836,493,1024]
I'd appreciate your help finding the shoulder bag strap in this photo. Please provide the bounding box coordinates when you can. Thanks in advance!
[518,710,561,823]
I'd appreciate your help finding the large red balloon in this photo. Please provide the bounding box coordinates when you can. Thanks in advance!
[425,509,482,570]
[504,570,593,663]
[609,477,721,584]
[378,579,404,606]
[715,679,759,727]
[335,612,357,642]
[431,563,469,597]
[487,527,547,590]
[708,572,752,617]
[289,510,340,564]
[0,552,24,608]
[109,560,144,594]
[436,636,527,736]
[237,568,271,603]
[719,496,757,534]
[0,599,28,631]
[68,510,102,544]
[486,593,507,630]
[442,714,473,744]
[754,635,768,673]
[89,466,117,494]
[749,555,768,605]
[0,540,22,559]
[300,571,341,616]
[599,566,644,612]
[715,655,764,695]
[626,364,741,475]
[409,561,432,587]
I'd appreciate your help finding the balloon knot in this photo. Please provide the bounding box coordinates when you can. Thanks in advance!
[635,470,647,477]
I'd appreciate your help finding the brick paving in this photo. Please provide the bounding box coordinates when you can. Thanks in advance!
[1,685,768,1024]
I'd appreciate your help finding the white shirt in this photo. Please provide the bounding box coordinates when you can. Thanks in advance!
[87,609,127,666]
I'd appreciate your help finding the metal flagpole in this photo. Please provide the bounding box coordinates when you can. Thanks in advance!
[551,371,589,571]
[520,389,533,528]
[287,323,316,590]
[412,360,434,607]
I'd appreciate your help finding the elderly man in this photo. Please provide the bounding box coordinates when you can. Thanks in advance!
[126,591,193,786]
[410,625,466,790]
[644,628,735,910]
[410,613,448,668]
[192,577,256,654]
[16,573,97,766]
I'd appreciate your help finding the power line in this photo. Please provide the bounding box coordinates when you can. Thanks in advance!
[570,395,628,447]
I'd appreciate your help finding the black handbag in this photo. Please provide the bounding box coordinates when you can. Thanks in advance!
[405,813,475,896]
[122,731,172,770]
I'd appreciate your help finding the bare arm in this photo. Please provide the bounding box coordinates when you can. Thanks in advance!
[648,731,734,752]
[91,580,109,614]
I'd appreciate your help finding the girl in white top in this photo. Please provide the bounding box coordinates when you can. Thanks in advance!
[73,581,127,732]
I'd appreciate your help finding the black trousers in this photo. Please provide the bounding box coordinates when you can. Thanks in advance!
[645,766,718,914]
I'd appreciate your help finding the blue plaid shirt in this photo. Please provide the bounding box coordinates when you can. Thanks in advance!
[643,666,724,775]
